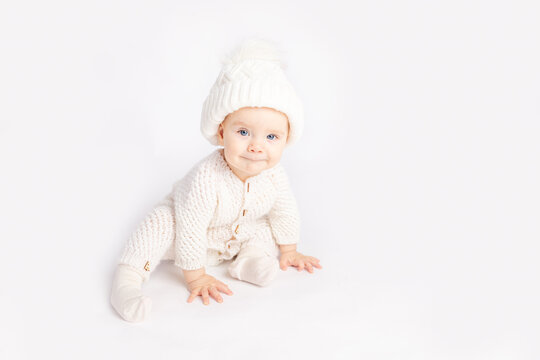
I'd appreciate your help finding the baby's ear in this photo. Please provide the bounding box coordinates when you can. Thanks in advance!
[217,124,225,145]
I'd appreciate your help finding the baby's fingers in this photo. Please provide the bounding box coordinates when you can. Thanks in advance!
[307,258,322,269]
[202,287,210,305]
[187,289,200,303]
[208,286,223,303]
[216,282,234,296]
[306,257,322,269]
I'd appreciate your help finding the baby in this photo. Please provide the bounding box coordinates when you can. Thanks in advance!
[110,39,322,322]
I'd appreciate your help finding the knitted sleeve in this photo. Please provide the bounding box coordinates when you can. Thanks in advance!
[173,160,217,270]
[268,166,300,245]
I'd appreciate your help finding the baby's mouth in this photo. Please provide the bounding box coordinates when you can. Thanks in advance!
[242,156,266,161]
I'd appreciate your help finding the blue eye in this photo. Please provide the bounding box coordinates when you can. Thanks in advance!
[267,134,276,140]
[239,129,249,136]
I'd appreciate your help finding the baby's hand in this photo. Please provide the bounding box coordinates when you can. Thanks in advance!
[186,274,233,305]
[279,251,322,273]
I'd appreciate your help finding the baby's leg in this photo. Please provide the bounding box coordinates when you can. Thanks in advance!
[110,264,152,322]
[228,246,279,287]
[111,202,175,322]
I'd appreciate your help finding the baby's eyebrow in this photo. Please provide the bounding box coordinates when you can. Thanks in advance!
[268,129,286,136]
[232,121,250,128]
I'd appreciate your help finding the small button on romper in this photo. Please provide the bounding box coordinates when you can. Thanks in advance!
[118,149,300,282]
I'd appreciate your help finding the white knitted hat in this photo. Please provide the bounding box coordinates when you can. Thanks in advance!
[201,39,304,146]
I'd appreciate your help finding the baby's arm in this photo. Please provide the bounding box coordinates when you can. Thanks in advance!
[183,267,233,305]
[268,167,323,273]
[173,164,233,304]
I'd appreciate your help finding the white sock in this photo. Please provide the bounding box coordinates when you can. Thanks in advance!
[228,255,279,287]
[110,264,152,322]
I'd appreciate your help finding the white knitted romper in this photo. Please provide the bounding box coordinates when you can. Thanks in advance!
[118,149,300,281]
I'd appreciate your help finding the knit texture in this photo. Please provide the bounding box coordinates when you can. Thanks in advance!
[120,149,300,271]
[201,39,304,146]
[172,149,300,270]
[119,200,175,276]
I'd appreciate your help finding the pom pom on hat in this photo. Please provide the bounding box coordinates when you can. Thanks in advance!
[221,38,284,67]
[201,39,304,146]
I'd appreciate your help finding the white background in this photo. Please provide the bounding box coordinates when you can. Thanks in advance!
[1,0,539,359]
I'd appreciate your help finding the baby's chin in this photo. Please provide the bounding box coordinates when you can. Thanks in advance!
[234,159,275,176]
[241,160,269,173]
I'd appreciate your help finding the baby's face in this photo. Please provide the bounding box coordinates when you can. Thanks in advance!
[218,107,289,182]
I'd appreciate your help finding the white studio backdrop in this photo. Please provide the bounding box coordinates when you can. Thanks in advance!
[0,1,539,359]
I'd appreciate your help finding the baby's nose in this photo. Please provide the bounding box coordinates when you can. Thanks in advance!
[248,143,263,152]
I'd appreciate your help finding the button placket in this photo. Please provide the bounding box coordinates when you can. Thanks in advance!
[225,238,240,254]
[232,180,251,238]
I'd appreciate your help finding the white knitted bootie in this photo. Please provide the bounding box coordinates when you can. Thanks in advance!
[228,255,279,287]
[110,264,152,322]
